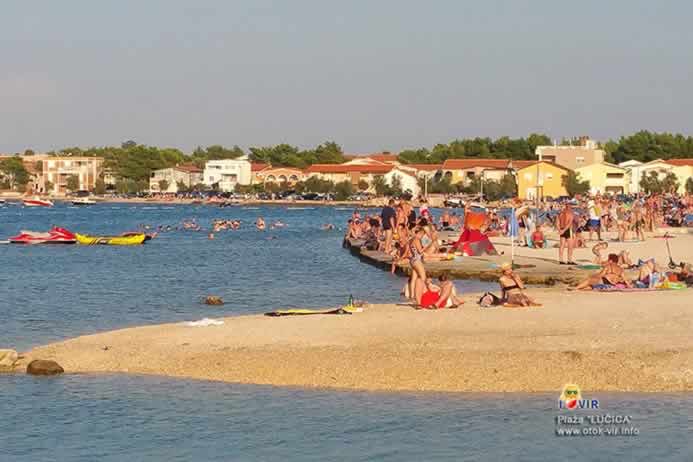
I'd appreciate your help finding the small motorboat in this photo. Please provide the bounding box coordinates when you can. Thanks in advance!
[76,232,146,246]
[71,198,97,206]
[9,227,77,244]
[23,197,54,207]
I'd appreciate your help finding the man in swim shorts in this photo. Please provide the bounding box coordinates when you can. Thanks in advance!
[557,202,576,265]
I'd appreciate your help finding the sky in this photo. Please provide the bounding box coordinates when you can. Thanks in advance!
[2,0,692,154]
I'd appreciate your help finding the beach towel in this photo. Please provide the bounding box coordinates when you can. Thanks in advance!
[265,306,362,317]
[183,318,225,327]
[590,286,670,292]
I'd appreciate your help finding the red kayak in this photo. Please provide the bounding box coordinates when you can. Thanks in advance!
[9,227,77,244]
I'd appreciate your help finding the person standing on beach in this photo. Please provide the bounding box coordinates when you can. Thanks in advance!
[557,202,576,265]
[587,199,601,241]
[381,199,397,253]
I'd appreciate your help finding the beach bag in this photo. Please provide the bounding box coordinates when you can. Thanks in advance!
[478,292,502,307]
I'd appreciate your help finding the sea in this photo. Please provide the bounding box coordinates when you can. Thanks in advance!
[1,202,691,461]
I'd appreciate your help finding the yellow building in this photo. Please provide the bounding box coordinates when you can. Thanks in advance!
[517,161,570,200]
[574,162,630,195]
[665,159,693,193]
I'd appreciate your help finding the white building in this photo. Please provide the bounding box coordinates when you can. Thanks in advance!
[384,167,420,197]
[618,160,644,194]
[149,164,203,193]
[203,158,252,192]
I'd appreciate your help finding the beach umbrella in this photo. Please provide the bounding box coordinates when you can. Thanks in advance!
[509,207,520,267]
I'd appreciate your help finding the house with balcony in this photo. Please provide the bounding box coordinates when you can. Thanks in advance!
[305,163,393,186]
[575,162,630,195]
[535,138,605,170]
[516,161,570,200]
[441,159,531,185]
[149,164,203,193]
[254,167,305,185]
[203,158,252,192]
[665,159,693,193]
[33,156,104,195]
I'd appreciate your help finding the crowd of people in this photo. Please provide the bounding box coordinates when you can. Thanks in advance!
[344,192,693,309]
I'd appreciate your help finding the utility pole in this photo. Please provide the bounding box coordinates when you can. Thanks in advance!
[479,170,484,205]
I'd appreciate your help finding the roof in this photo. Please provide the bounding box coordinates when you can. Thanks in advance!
[515,161,571,172]
[306,164,393,174]
[665,158,693,167]
[574,161,626,171]
[174,163,202,173]
[256,167,304,175]
[442,159,513,169]
[403,163,444,171]
[250,162,270,172]
[368,153,398,163]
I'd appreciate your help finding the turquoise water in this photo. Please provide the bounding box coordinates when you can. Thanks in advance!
[1,202,691,461]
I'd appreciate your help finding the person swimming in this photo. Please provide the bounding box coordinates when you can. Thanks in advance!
[255,217,266,231]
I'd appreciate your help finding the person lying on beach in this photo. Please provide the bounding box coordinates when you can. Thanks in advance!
[570,253,632,290]
[634,258,660,287]
[498,263,540,306]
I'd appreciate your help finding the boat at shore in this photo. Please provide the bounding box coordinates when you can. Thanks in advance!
[71,198,97,206]
[9,227,76,244]
[23,197,54,207]
[76,232,146,246]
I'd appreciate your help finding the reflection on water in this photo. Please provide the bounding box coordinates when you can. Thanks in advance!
[1,374,691,462]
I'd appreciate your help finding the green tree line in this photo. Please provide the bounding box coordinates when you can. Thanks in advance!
[4,131,693,192]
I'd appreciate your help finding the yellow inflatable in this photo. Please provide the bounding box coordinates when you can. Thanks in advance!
[76,233,146,246]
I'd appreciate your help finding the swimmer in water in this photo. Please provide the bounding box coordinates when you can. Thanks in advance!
[256,217,266,231]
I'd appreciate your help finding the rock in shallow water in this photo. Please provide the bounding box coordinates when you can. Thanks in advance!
[26,359,64,376]
[204,296,224,305]
[0,349,19,371]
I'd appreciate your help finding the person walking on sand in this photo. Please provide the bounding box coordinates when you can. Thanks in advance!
[557,202,576,265]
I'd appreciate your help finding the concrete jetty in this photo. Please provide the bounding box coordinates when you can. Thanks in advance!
[346,233,593,285]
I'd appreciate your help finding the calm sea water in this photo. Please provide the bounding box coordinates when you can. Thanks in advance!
[1,202,691,461]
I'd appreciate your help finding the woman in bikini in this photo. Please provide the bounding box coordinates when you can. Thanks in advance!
[498,263,539,306]
[407,227,428,305]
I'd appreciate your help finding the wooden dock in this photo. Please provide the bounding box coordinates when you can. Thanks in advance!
[345,235,592,286]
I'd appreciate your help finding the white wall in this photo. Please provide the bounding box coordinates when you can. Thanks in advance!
[203,159,252,191]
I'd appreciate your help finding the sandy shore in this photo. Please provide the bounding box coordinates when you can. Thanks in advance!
[22,288,693,393]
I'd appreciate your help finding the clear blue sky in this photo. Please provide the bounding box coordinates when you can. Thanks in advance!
[2,0,691,154]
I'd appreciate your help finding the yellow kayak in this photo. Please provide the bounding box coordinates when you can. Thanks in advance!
[75,233,146,246]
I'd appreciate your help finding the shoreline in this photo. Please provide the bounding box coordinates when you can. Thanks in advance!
[18,288,693,393]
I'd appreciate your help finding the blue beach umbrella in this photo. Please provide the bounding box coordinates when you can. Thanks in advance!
[509,208,519,266]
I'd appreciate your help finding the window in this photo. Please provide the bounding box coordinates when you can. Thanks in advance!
[606,173,623,179]
[576,157,585,165]
[466,171,475,179]
[546,173,553,180]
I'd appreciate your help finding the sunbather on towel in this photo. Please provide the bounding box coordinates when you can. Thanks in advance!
[498,262,539,306]
[571,253,632,290]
